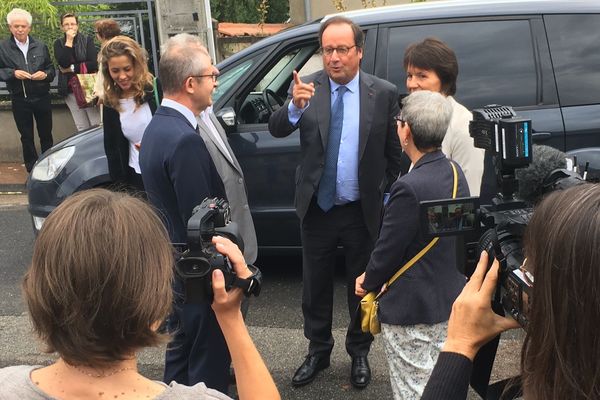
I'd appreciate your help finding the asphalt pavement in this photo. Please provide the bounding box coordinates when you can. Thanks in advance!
[0,194,523,399]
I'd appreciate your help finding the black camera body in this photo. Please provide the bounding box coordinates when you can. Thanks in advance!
[176,198,260,304]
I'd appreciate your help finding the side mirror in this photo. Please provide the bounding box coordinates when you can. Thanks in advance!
[216,107,237,134]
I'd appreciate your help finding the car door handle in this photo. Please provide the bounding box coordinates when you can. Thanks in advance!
[532,132,552,141]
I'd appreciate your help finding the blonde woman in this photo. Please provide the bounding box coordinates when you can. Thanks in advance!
[100,35,160,192]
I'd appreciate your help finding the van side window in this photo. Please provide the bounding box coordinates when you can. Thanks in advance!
[386,20,549,109]
[545,14,600,107]
[237,44,319,125]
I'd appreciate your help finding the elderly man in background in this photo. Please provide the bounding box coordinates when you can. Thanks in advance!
[0,8,55,173]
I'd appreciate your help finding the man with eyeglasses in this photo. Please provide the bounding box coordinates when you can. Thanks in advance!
[269,16,403,389]
[139,33,230,391]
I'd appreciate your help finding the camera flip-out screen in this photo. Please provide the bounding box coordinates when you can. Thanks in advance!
[420,197,480,237]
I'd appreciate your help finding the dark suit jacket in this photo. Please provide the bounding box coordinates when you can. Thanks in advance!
[362,151,469,326]
[140,105,225,243]
[268,70,403,240]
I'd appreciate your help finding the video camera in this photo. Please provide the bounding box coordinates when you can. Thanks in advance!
[175,198,262,304]
[420,105,586,399]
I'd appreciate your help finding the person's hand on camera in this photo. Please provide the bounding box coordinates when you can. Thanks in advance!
[443,251,520,361]
[210,236,251,320]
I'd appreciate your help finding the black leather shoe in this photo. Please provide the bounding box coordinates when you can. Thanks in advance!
[350,356,371,388]
[291,354,330,386]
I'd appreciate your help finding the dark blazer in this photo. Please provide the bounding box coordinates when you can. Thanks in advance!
[140,105,225,244]
[362,151,469,326]
[103,82,162,184]
[268,70,403,240]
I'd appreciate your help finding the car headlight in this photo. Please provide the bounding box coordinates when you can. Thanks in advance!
[31,146,75,181]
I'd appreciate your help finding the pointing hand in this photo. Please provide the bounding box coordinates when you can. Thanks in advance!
[291,70,315,109]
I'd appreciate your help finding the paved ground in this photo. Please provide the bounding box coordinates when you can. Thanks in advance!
[0,178,524,399]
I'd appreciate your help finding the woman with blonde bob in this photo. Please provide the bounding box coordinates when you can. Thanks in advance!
[422,183,600,399]
[101,36,160,192]
[0,189,279,400]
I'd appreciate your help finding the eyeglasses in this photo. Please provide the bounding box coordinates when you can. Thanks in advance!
[189,73,218,82]
[394,115,407,126]
[320,45,357,56]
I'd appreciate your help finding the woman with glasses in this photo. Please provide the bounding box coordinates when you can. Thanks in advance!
[422,182,600,400]
[54,12,101,131]
[403,37,484,196]
[100,35,161,193]
[355,91,469,399]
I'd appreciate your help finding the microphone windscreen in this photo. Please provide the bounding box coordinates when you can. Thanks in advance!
[515,145,567,204]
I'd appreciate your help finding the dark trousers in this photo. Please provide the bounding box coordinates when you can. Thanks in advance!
[301,199,374,358]
[163,276,231,392]
[11,94,53,172]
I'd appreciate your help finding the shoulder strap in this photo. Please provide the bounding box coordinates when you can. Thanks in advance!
[379,160,459,297]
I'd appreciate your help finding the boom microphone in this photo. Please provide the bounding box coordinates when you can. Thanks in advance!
[515,145,585,204]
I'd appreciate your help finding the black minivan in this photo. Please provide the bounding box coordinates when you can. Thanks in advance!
[28,0,600,250]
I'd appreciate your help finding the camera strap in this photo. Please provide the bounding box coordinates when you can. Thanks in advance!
[377,161,459,299]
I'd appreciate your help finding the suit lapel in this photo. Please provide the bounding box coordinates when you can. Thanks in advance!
[359,72,375,160]
[208,113,243,173]
[313,71,331,150]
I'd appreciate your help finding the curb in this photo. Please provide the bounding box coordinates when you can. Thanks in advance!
[0,184,27,194]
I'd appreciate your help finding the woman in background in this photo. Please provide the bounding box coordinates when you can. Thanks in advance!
[54,12,101,131]
[100,35,160,192]
[403,37,484,196]
[93,18,121,104]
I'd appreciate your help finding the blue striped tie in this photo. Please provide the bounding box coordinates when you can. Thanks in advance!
[317,85,347,212]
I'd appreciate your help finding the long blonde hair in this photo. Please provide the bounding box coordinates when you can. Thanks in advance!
[100,36,153,111]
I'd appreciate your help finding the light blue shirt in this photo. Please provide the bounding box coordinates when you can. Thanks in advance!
[287,72,361,204]
[331,73,360,203]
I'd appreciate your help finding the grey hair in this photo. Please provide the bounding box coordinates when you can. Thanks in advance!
[159,33,209,95]
[401,90,453,151]
[7,8,32,26]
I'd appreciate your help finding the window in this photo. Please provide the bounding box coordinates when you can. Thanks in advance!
[213,59,254,103]
[386,20,553,109]
[545,14,600,106]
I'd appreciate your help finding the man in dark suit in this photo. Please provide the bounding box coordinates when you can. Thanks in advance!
[139,33,229,391]
[197,108,257,264]
[268,16,403,388]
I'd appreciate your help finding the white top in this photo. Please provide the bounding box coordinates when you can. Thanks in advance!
[442,96,485,196]
[15,36,29,58]
[118,98,153,174]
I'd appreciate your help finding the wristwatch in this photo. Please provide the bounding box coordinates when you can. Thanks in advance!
[70,64,75,73]
[231,264,262,297]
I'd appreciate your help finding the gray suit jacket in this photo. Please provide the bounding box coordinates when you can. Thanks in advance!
[197,112,258,263]
[268,70,403,240]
